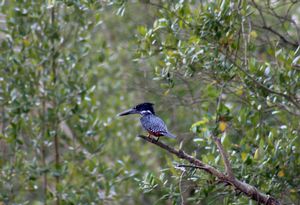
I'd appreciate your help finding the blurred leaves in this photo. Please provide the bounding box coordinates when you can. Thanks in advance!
[0,0,299,205]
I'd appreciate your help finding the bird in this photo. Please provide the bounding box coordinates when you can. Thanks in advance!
[117,102,176,140]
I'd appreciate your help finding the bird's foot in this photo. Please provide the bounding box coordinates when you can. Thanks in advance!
[147,133,160,143]
[147,134,155,142]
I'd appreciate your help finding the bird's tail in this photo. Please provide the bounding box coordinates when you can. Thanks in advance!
[163,131,176,139]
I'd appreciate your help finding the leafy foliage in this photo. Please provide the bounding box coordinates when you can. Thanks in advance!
[0,0,299,204]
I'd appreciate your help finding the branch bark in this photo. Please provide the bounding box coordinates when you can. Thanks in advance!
[137,135,281,205]
[213,136,234,179]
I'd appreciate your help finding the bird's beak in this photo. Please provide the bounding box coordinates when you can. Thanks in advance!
[117,108,138,116]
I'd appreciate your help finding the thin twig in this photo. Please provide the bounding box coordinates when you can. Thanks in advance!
[224,53,300,110]
[41,82,48,205]
[177,164,205,169]
[251,0,298,48]
[143,1,192,29]
[179,169,186,205]
[214,85,235,178]
[50,5,60,205]
[261,25,299,48]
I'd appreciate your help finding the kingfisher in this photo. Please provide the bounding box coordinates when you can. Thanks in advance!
[118,102,176,139]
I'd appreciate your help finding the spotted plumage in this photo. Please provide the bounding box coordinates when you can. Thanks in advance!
[118,102,176,139]
[140,112,175,138]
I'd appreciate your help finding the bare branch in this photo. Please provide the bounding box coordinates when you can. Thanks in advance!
[213,136,235,179]
[138,135,225,177]
[137,135,281,205]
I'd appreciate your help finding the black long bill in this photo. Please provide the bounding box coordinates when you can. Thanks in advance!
[117,108,138,116]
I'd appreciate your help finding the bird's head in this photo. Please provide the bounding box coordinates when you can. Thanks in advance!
[117,102,155,116]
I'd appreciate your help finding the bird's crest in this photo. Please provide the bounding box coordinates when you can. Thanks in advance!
[134,102,155,115]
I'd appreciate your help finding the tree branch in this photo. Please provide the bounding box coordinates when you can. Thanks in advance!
[213,136,234,179]
[214,84,234,179]
[224,54,300,110]
[137,135,281,205]
[250,0,299,48]
[261,25,299,48]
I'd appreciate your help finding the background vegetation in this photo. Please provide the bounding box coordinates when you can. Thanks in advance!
[0,0,299,204]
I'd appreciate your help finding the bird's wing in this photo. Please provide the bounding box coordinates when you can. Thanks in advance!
[140,115,168,133]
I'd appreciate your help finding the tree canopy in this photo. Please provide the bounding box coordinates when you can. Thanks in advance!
[0,0,299,204]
